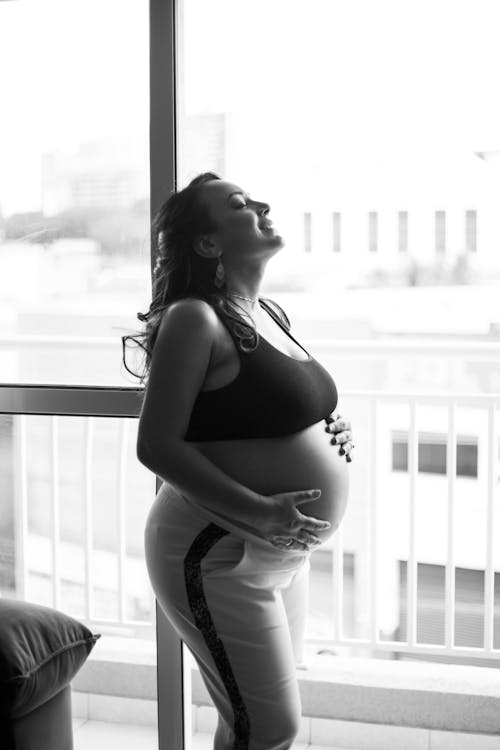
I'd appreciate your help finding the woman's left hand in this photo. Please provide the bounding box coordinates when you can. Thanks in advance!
[324,412,354,462]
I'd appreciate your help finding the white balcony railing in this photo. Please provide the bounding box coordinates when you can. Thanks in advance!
[1,336,500,663]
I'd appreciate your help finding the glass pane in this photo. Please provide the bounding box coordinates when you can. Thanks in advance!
[175,8,500,731]
[0,412,158,741]
[0,0,150,386]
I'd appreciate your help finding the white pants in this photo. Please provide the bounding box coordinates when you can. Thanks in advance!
[144,482,312,750]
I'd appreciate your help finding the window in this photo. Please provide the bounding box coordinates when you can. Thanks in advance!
[465,209,477,253]
[304,211,312,253]
[332,211,341,253]
[399,561,500,656]
[392,430,478,477]
[369,211,378,253]
[435,210,446,254]
[398,210,408,253]
[0,0,150,387]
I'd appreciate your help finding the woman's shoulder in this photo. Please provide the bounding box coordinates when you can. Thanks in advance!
[158,296,219,339]
[164,295,217,320]
[163,294,291,335]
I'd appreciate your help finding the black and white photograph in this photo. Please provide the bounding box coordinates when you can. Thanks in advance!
[0,1,499,749]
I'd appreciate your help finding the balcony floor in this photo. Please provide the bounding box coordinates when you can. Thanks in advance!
[72,717,345,749]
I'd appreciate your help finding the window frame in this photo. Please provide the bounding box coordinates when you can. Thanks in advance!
[0,1,184,748]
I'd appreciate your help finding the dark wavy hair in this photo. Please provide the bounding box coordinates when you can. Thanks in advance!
[121,171,290,387]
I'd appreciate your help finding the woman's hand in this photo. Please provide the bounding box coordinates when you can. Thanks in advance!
[324,412,354,462]
[258,489,331,552]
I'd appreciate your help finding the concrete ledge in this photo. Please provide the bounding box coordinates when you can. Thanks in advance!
[72,641,500,735]
[298,656,500,734]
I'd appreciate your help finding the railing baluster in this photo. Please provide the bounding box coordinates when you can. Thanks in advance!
[117,418,129,623]
[50,415,61,609]
[333,528,343,642]
[84,418,94,620]
[484,402,496,653]
[445,402,457,649]
[370,397,378,646]
[407,399,418,647]
[13,414,29,600]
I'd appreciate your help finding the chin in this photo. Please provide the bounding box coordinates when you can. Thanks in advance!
[268,240,284,256]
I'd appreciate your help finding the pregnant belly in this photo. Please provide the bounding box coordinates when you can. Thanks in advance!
[189,419,350,544]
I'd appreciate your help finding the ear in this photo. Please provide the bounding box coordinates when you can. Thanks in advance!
[193,234,217,259]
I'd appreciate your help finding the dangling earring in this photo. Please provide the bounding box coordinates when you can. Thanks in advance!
[214,253,225,288]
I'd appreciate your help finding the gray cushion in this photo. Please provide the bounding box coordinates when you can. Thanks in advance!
[0,597,101,720]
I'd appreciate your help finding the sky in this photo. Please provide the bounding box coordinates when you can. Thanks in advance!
[1,0,499,216]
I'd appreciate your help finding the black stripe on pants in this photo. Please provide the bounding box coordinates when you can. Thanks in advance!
[184,523,251,750]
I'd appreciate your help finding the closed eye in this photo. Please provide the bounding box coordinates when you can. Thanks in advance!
[237,193,252,208]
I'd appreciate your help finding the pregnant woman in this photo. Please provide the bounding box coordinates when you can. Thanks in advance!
[122,172,354,750]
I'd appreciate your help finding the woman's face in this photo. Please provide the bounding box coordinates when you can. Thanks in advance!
[195,180,284,261]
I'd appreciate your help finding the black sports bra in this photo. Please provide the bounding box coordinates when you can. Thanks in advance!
[184,298,338,441]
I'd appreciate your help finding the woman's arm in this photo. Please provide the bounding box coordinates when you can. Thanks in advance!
[139,438,268,527]
[136,298,268,526]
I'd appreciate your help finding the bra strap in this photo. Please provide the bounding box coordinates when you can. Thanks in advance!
[259,298,288,331]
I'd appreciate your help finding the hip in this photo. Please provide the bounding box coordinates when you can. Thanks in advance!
[144,481,311,578]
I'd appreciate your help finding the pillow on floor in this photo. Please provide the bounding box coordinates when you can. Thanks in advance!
[0,597,101,720]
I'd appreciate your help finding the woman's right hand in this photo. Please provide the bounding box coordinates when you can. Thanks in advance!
[258,489,331,551]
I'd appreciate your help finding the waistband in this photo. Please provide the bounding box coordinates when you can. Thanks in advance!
[157,481,310,562]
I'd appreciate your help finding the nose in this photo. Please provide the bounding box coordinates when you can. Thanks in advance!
[258,202,270,216]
